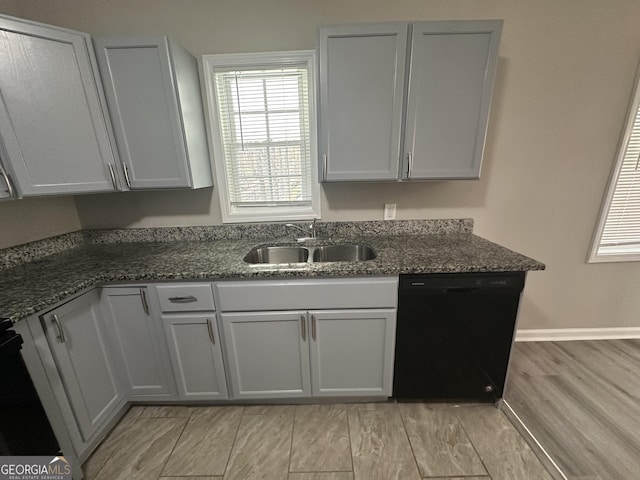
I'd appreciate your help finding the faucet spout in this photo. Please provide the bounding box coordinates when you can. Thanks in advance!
[285,219,319,240]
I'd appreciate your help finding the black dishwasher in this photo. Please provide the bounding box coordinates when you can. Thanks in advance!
[393,272,525,402]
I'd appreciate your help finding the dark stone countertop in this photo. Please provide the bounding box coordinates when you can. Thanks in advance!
[0,233,544,323]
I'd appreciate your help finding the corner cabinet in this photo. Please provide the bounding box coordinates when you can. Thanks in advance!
[0,14,119,197]
[40,290,124,442]
[318,20,502,182]
[100,286,176,399]
[94,36,213,190]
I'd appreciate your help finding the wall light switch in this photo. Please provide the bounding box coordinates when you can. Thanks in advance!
[384,203,396,220]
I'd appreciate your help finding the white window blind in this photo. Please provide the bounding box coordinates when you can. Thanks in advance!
[203,51,319,223]
[590,66,640,261]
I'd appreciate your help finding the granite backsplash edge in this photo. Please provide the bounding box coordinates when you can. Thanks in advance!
[0,219,473,271]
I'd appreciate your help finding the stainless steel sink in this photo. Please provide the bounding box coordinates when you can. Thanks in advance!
[312,244,377,262]
[243,244,377,264]
[243,246,309,264]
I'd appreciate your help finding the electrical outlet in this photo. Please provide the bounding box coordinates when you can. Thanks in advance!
[384,203,396,220]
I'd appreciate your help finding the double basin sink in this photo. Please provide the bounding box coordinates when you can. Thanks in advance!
[244,244,376,265]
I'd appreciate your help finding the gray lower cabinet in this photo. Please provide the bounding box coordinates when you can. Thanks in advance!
[220,311,312,399]
[162,314,229,400]
[221,308,396,399]
[41,290,124,442]
[94,36,212,190]
[100,286,176,398]
[0,14,119,197]
[308,309,396,397]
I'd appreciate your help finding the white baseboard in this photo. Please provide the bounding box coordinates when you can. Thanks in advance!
[515,327,640,342]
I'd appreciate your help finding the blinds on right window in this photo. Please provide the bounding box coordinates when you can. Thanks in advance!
[590,65,640,262]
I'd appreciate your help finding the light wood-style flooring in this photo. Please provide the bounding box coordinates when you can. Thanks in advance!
[83,402,552,480]
[505,339,640,480]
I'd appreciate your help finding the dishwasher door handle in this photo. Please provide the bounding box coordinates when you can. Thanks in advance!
[442,287,477,294]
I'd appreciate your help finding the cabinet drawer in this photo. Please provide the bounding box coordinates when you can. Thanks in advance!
[156,283,215,312]
[216,277,398,312]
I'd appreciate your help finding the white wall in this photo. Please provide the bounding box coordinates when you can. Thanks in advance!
[1,0,640,330]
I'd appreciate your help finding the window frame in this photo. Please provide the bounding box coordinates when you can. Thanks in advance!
[588,62,640,263]
[202,50,321,224]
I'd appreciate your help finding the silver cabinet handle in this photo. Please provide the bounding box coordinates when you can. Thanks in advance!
[0,162,15,198]
[51,314,65,343]
[311,314,317,341]
[322,154,327,181]
[122,162,132,189]
[140,288,149,315]
[406,151,413,179]
[107,163,119,190]
[301,314,306,341]
[168,295,198,303]
[206,318,215,345]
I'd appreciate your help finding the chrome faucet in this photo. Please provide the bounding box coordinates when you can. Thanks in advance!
[286,219,318,240]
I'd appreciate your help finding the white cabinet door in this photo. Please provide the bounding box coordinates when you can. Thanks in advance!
[0,15,118,196]
[221,311,311,399]
[101,287,176,398]
[94,36,212,190]
[318,23,408,181]
[163,314,228,400]
[309,309,396,397]
[404,20,502,180]
[42,290,123,442]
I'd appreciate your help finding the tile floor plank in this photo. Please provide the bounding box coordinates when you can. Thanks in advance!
[398,403,487,478]
[223,414,293,480]
[290,405,352,473]
[348,409,421,480]
[91,417,187,480]
[162,406,243,477]
[82,405,146,478]
[288,474,354,480]
[139,405,194,418]
[456,405,553,480]
[243,404,295,415]
[160,477,222,480]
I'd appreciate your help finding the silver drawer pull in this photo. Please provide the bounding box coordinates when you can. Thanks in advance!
[207,318,215,345]
[168,295,198,303]
[52,314,65,343]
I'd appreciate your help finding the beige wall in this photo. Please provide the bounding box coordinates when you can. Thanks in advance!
[0,196,81,249]
[2,0,640,330]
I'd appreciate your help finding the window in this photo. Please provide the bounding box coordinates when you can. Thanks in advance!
[203,51,320,223]
[589,64,640,262]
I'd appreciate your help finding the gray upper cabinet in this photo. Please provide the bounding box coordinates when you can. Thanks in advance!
[404,21,502,180]
[318,23,408,181]
[0,15,119,197]
[318,20,502,182]
[94,36,213,190]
